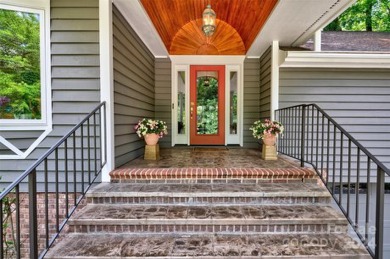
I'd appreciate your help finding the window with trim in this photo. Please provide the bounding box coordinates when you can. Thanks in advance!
[0,4,48,125]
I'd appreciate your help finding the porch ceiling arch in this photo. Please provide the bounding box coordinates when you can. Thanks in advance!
[139,0,278,55]
[170,19,245,55]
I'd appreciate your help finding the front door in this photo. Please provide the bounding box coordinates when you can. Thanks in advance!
[190,65,225,145]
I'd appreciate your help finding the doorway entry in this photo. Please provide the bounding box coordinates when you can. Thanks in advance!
[190,65,225,145]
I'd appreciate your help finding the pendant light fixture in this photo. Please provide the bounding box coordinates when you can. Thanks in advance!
[202,2,216,37]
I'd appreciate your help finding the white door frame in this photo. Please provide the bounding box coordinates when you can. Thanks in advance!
[170,55,245,147]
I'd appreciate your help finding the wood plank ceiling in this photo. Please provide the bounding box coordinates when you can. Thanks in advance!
[140,0,278,55]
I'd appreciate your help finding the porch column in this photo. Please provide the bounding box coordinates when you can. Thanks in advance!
[100,0,114,182]
[270,41,279,120]
[314,30,322,51]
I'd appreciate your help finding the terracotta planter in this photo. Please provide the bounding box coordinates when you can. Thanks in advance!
[262,134,277,146]
[144,133,160,145]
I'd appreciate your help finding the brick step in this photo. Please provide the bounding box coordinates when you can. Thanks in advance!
[109,168,318,183]
[86,182,331,205]
[45,233,370,259]
[68,204,348,234]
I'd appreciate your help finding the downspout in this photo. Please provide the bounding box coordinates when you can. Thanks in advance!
[99,0,114,182]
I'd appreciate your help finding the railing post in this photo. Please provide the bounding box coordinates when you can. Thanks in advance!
[375,166,385,259]
[28,169,38,259]
[300,105,306,167]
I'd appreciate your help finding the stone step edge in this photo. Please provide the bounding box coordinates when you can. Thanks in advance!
[45,256,371,259]
[109,168,317,182]
[68,218,348,226]
[86,191,331,198]
[68,224,348,235]
[45,233,371,259]
[69,204,346,226]
[86,196,331,205]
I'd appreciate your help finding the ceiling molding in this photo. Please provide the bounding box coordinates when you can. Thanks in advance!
[280,51,390,68]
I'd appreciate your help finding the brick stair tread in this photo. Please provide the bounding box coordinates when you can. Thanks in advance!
[45,233,370,259]
[69,204,347,227]
[109,167,317,182]
[87,182,330,199]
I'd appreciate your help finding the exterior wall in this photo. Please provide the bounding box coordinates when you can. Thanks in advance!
[155,58,172,148]
[279,67,390,169]
[259,47,272,119]
[112,5,155,168]
[50,0,101,149]
[243,58,260,148]
[0,0,100,184]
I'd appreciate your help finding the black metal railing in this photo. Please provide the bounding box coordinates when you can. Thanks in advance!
[0,102,107,259]
[276,104,390,259]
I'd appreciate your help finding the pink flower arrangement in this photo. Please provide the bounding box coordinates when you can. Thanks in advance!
[134,118,168,138]
[249,119,284,139]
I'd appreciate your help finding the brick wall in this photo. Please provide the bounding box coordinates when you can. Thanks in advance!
[2,192,86,258]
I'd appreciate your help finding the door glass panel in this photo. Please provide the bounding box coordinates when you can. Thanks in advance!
[196,71,218,135]
[230,71,237,135]
[177,71,185,134]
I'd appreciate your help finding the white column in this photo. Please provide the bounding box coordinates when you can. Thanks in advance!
[270,41,279,120]
[99,0,114,182]
[314,30,322,52]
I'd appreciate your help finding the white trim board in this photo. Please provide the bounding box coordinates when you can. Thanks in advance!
[280,51,390,69]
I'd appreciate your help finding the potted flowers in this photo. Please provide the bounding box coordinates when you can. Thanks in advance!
[250,119,284,160]
[249,119,284,146]
[134,118,168,145]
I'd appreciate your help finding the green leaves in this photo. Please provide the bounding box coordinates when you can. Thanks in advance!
[324,0,390,31]
[0,8,41,119]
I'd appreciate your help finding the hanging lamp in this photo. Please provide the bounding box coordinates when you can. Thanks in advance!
[202,4,216,36]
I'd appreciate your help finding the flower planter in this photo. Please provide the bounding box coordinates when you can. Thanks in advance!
[144,133,160,146]
[262,134,276,146]
[262,134,277,160]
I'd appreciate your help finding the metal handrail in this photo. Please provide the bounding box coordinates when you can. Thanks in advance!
[0,101,107,259]
[276,103,389,259]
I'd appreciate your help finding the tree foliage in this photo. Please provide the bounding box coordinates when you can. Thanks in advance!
[324,0,390,31]
[196,77,219,134]
[0,8,41,119]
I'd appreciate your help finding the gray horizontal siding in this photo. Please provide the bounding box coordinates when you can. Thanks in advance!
[155,58,172,148]
[243,58,260,148]
[113,5,155,168]
[0,0,101,184]
[260,47,272,120]
[279,68,390,169]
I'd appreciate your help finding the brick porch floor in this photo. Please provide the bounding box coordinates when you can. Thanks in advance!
[110,147,318,182]
[117,147,300,169]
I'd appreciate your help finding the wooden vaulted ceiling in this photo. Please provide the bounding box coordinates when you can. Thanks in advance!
[140,0,278,55]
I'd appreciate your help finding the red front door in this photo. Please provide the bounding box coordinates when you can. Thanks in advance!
[190,65,225,145]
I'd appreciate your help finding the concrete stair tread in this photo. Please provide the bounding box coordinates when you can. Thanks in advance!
[69,204,347,226]
[45,233,370,259]
[88,182,330,198]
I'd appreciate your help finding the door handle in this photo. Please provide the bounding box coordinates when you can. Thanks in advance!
[190,102,194,119]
